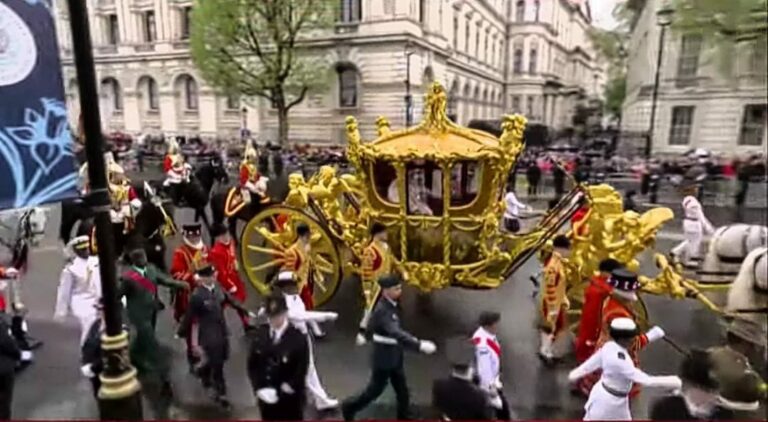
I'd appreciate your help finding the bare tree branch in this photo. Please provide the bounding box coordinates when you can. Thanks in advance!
[286,85,309,110]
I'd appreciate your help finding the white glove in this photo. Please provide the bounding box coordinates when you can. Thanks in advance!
[493,376,503,390]
[256,387,279,404]
[419,340,437,355]
[323,312,339,322]
[228,286,237,294]
[355,333,367,346]
[80,364,95,378]
[280,383,295,395]
[646,326,665,342]
[257,307,266,317]
[248,311,257,319]
[489,395,503,410]
[3,268,18,278]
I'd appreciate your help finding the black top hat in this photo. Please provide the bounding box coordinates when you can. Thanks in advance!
[211,223,228,238]
[296,223,310,237]
[371,222,387,236]
[446,337,475,369]
[680,349,719,390]
[196,265,215,277]
[264,293,288,317]
[598,258,621,273]
[608,268,639,291]
[378,274,401,289]
[182,223,202,235]
[478,311,501,327]
[553,234,570,249]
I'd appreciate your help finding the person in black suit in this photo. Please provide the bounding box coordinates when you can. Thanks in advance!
[247,293,309,421]
[341,275,437,421]
[178,265,254,410]
[81,301,105,398]
[433,337,494,420]
[0,315,20,419]
[649,349,734,420]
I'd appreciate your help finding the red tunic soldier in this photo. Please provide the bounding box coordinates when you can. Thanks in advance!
[208,224,249,329]
[574,258,621,364]
[281,224,324,337]
[577,268,667,397]
[170,223,209,323]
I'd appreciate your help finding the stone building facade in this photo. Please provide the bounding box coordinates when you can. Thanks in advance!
[621,0,767,154]
[56,0,606,144]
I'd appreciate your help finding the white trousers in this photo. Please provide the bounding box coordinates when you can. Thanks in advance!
[584,382,632,421]
[71,295,99,345]
[305,334,334,408]
[672,220,703,265]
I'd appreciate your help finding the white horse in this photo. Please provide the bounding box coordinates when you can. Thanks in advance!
[698,224,768,283]
[0,206,50,365]
[725,247,768,362]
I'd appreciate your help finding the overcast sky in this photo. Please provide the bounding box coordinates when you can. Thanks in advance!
[590,0,621,30]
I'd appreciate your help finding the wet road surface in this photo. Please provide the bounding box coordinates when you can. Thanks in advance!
[5,200,758,420]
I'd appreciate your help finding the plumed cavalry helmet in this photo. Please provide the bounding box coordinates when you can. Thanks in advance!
[243,142,258,161]
[166,136,180,154]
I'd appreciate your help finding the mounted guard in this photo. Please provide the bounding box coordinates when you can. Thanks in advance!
[163,137,191,203]
[224,143,269,218]
[107,159,141,234]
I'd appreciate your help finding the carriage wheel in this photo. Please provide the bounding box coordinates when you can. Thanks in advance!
[566,287,650,336]
[239,206,342,308]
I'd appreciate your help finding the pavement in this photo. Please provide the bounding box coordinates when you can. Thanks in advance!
[4,194,766,420]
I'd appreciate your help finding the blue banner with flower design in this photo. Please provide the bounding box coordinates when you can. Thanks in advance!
[0,0,77,210]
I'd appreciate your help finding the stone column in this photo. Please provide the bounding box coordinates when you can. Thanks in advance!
[123,91,141,133]
[199,90,218,135]
[159,90,177,133]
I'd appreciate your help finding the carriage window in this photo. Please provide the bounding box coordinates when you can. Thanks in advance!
[405,162,442,216]
[371,160,397,205]
[450,161,481,207]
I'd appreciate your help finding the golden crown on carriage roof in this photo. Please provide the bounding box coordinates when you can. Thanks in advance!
[344,81,527,188]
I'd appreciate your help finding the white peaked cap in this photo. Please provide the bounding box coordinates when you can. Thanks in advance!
[277,271,295,281]
[610,317,637,332]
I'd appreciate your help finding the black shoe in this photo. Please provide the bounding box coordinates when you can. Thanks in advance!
[341,403,354,421]
[217,396,232,411]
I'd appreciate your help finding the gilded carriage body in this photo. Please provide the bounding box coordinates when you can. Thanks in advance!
[239,82,586,308]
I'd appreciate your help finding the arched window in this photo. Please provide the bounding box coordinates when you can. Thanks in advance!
[337,64,358,108]
[138,76,159,111]
[100,77,122,111]
[513,44,524,74]
[447,82,458,118]
[529,42,538,74]
[179,74,198,110]
[515,0,525,22]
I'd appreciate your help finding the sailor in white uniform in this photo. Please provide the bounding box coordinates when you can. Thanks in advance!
[568,318,682,421]
[472,311,510,420]
[272,271,340,410]
[671,185,714,267]
[54,236,102,344]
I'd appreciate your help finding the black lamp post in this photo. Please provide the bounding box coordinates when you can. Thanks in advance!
[241,106,249,142]
[646,3,674,158]
[404,42,415,127]
[65,0,143,419]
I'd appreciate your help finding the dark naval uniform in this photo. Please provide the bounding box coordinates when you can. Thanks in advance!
[432,337,494,420]
[247,295,309,421]
[178,266,250,405]
[342,275,435,420]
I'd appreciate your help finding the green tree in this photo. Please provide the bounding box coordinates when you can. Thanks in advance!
[190,0,334,144]
[670,0,767,78]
